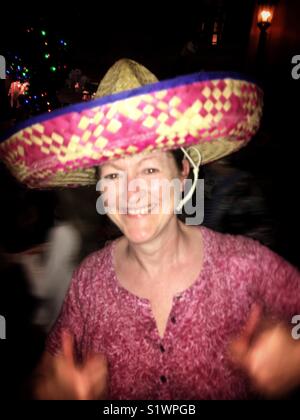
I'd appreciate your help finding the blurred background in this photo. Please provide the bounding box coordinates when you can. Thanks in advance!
[0,0,299,399]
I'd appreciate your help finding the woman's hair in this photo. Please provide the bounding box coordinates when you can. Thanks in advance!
[95,165,100,179]
[95,148,186,179]
[169,148,185,172]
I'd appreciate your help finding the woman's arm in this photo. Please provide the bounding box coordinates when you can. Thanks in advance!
[230,243,300,397]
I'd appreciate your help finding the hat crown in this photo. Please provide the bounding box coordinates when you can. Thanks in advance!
[95,58,158,98]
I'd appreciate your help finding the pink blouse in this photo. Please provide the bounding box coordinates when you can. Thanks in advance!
[46,227,300,399]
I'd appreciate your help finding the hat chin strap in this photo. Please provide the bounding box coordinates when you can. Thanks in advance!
[175,147,202,213]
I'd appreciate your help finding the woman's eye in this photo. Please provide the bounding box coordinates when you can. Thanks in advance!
[103,173,119,180]
[144,168,159,175]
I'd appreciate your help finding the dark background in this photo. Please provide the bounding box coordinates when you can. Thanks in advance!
[0,0,300,399]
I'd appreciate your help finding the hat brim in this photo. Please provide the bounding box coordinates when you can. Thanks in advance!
[0,72,263,188]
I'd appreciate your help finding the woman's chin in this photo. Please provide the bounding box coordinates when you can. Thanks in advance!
[120,214,161,243]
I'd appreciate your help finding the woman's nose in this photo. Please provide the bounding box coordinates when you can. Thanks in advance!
[126,174,148,205]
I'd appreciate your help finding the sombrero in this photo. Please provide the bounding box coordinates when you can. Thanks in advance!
[0,59,263,188]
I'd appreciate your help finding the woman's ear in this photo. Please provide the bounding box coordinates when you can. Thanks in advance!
[182,159,190,179]
[180,159,190,191]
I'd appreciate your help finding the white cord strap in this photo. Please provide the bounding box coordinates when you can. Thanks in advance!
[175,147,202,212]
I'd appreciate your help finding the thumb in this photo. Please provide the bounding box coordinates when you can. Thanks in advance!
[76,354,108,400]
[241,304,262,341]
[84,353,108,380]
[61,330,76,366]
[229,304,262,365]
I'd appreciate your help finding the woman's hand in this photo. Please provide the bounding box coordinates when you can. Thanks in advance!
[229,304,300,398]
[35,331,108,400]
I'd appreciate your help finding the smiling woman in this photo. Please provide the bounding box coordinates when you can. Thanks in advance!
[95,149,188,218]
[95,150,190,244]
[1,58,299,400]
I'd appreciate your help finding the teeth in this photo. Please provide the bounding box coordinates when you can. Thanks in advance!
[128,206,153,215]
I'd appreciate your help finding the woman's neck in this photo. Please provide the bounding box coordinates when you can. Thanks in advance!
[124,219,194,280]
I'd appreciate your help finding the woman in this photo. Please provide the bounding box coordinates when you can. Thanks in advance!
[1,59,300,399]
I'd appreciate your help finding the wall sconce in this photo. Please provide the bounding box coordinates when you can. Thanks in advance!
[257,4,275,31]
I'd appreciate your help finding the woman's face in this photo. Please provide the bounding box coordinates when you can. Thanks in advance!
[98,151,189,243]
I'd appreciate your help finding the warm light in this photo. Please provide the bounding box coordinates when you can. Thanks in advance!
[212,33,218,46]
[260,10,271,22]
[257,5,274,30]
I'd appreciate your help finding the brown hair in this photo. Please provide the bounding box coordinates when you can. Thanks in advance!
[169,148,185,172]
[95,148,186,179]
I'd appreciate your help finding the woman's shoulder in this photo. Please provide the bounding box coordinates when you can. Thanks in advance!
[201,225,272,262]
[202,226,300,279]
[73,239,116,280]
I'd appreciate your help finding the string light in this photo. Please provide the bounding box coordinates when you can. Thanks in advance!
[8,28,70,115]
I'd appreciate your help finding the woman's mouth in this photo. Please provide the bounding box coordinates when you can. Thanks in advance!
[126,204,157,216]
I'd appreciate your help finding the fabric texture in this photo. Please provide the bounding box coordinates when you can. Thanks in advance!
[46,226,300,399]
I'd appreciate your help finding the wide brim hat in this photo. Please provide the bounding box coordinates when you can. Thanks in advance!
[0,59,263,188]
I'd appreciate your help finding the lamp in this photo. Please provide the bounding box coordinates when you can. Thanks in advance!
[257,4,275,31]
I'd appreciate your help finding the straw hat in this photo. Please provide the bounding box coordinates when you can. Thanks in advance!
[0,58,263,188]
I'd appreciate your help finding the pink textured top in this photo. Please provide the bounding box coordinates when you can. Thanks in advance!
[46,227,300,400]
